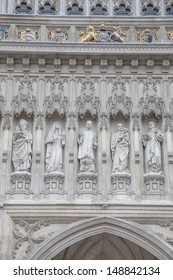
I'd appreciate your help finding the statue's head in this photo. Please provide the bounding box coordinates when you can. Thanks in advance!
[149,121,155,130]
[117,123,123,131]
[19,119,28,130]
[86,120,92,130]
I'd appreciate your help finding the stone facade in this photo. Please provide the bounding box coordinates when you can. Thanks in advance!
[0,0,173,260]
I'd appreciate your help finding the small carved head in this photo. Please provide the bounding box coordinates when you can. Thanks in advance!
[149,121,155,130]
[19,119,28,130]
[86,120,92,129]
[117,123,123,131]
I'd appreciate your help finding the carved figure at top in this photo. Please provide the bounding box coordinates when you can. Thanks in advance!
[45,122,65,173]
[78,120,97,172]
[142,121,163,173]
[12,119,32,172]
[110,26,125,42]
[111,123,130,173]
[79,25,97,42]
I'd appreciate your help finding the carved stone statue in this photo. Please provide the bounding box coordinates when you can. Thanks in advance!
[45,122,65,173]
[142,121,163,173]
[110,26,125,43]
[79,25,97,42]
[111,124,130,172]
[78,120,97,172]
[12,119,32,172]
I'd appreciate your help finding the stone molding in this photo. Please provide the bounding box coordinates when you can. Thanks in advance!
[28,217,173,260]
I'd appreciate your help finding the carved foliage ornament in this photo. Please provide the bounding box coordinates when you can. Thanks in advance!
[44,76,68,117]
[13,220,54,259]
[12,75,37,117]
[140,94,164,118]
[77,76,100,118]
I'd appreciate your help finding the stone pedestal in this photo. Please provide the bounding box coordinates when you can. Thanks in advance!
[144,172,165,200]
[43,172,65,198]
[7,172,32,199]
[77,172,98,199]
[110,172,131,199]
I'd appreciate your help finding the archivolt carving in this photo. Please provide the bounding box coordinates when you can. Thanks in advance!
[113,0,132,15]
[77,76,100,118]
[44,75,68,117]
[12,75,37,117]
[141,0,160,15]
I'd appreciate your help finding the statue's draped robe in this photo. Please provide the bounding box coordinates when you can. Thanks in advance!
[111,131,129,172]
[78,130,95,160]
[12,129,32,171]
[45,131,64,172]
[145,130,163,172]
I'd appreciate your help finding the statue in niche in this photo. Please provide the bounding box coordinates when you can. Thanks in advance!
[78,120,97,172]
[111,124,130,173]
[142,121,163,173]
[45,122,65,173]
[12,119,32,172]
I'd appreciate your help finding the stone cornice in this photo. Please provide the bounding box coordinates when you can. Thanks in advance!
[0,15,173,26]
[0,42,173,56]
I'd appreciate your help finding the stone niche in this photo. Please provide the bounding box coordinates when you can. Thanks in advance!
[142,117,165,200]
[76,117,99,200]
[7,115,33,199]
[42,116,66,199]
[109,116,132,200]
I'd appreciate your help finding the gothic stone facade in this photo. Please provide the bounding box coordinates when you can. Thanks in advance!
[0,0,173,260]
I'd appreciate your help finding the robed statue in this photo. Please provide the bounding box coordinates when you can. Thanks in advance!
[78,120,97,172]
[142,121,163,173]
[45,122,65,173]
[12,119,32,172]
[111,123,130,173]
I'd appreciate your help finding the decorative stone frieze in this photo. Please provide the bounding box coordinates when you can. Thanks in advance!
[38,0,56,14]
[144,172,164,198]
[54,58,61,72]
[141,0,160,16]
[84,57,92,72]
[43,172,65,195]
[0,26,8,40]
[89,0,108,15]
[14,0,34,14]
[66,0,85,15]
[48,28,68,42]
[18,27,39,42]
[137,28,158,43]
[7,57,14,71]
[110,172,131,198]
[112,0,132,15]
[9,171,32,196]
[77,172,98,195]
[162,59,170,73]
[22,57,30,72]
